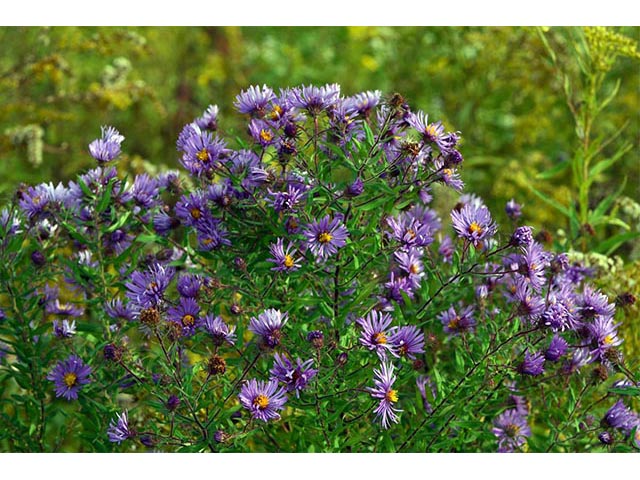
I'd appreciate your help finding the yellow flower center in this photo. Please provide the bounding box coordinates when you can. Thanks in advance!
[373,332,387,345]
[385,389,398,403]
[318,232,333,244]
[269,105,283,120]
[63,372,77,388]
[259,129,273,142]
[468,222,483,235]
[148,281,158,291]
[448,317,460,330]
[406,229,416,240]
[604,334,615,345]
[443,168,453,177]
[190,208,202,219]
[196,148,209,162]
[202,238,214,246]
[182,314,195,327]
[409,264,420,274]
[504,424,520,438]
[284,254,295,268]
[253,394,269,409]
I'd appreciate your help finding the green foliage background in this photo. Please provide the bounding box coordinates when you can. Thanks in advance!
[1,25,639,349]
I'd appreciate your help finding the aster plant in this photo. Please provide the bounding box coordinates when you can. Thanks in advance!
[0,84,638,454]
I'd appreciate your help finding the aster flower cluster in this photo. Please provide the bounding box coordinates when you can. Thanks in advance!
[0,84,636,454]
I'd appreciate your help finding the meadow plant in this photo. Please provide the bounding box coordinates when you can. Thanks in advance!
[0,84,638,452]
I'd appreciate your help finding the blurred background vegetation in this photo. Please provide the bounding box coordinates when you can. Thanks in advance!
[1,27,639,350]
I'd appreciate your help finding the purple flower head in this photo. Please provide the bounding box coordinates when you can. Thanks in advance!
[517,241,550,292]
[512,278,546,323]
[46,299,84,317]
[435,159,464,191]
[105,298,138,322]
[270,353,317,396]
[588,315,622,360]
[386,214,434,248]
[438,235,455,263]
[603,400,638,433]
[388,325,425,360]
[492,409,531,452]
[394,249,424,287]
[510,226,534,247]
[195,104,219,131]
[195,217,231,251]
[267,184,306,213]
[406,110,449,150]
[291,83,341,115]
[47,355,92,401]
[367,362,401,429]
[345,177,364,197]
[175,191,210,227]
[438,305,476,336]
[545,335,569,362]
[580,285,615,320]
[238,378,288,422]
[53,319,76,339]
[541,300,572,332]
[303,215,349,262]
[518,350,545,376]
[379,272,415,311]
[1,208,21,237]
[89,125,124,163]
[267,238,302,272]
[125,263,175,309]
[344,90,381,116]
[18,184,53,220]
[167,297,200,337]
[176,274,202,299]
[505,199,522,220]
[234,85,276,116]
[357,310,397,360]
[416,375,437,413]
[107,411,132,444]
[451,203,497,248]
[129,174,159,209]
[249,309,288,348]
[307,330,324,348]
[248,119,276,147]
[201,314,236,346]
[180,131,227,177]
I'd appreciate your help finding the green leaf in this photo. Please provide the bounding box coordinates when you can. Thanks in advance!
[590,177,627,224]
[536,160,570,180]
[105,211,131,233]
[608,387,640,397]
[588,143,633,178]
[527,184,570,217]
[96,178,116,213]
[595,231,640,256]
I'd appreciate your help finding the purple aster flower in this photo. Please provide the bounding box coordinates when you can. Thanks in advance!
[307,330,324,348]
[367,362,401,429]
[379,272,415,310]
[386,213,434,249]
[492,409,531,452]
[167,297,200,337]
[238,378,288,422]
[176,274,202,298]
[438,305,476,336]
[580,285,615,320]
[248,119,276,147]
[46,299,84,317]
[345,177,364,197]
[588,315,622,360]
[234,85,276,116]
[541,300,573,332]
[267,184,306,213]
[450,203,497,248]
[438,235,455,263]
[249,309,288,348]
[394,248,424,287]
[180,131,227,177]
[18,184,52,220]
[291,83,341,115]
[107,411,133,444]
[47,355,92,401]
[270,353,317,396]
[517,241,550,292]
[545,335,569,362]
[125,263,175,309]
[388,325,425,360]
[598,431,614,445]
[195,104,219,131]
[201,314,236,346]
[518,350,545,376]
[105,298,138,322]
[195,217,231,251]
[303,215,349,261]
[603,400,638,433]
[357,310,397,360]
[267,238,301,272]
[89,125,124,163]
[562,347,592,374]
[53,319,76,338]
[512,278,546,323]
[175,191,210,227]
[405,110,448,151]
[510,226,534,247]
[345,90,381,116]
[416,375,437,413]
[176,122,200,151]
[435,159,464,191]
[129,174,159,209]
[1,207,21,237]
[505,199,522,220]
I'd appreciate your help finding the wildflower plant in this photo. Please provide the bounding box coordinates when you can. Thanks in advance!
[0,83,638,453]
